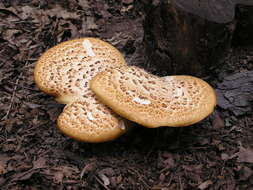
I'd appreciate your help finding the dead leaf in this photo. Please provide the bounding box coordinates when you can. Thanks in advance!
[0,154,10,175]
[51,166,79,184]
[0,177,6,186]
[159,173,165,181]
[0,8,20,18]
[117,175,122,184]
[47,106,62,122]
[53,166,79,177]
[45,5,80,19]
[82,16,98,31]
[77,0,90,10]
[221,153,237,161]
[67,21,80,38]
[183,164,203,173]
[163,157,175,169]
[3,29,20,43]
[0,164,6,175]
[20,6,34,20]
[161,152,176,169]
[10,170,38,182]
[122,0,134,5]
[53,171,64,184]
[221,153,230,160]
[239,166,253,181]
[33,157,46,169]
[237,146,253,163]
[80,162,96,179]
[24,102,42,109]
[100,168,115,176]
[212,111,224,129]
[198,180,213,190]
[98,172,110,186]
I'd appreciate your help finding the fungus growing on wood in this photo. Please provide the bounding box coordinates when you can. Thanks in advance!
[90,66,216,128]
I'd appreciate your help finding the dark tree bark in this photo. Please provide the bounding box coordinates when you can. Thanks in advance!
[140,0,253,76]
[216,71,253,116]
[232,4,253,46]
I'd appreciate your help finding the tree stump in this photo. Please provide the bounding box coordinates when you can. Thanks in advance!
[140,0,253,76]
[232,4,253,46]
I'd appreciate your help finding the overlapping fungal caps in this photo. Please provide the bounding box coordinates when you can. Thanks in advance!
[34,38,126,104]
[90,66,217,128]
[34,38,127,142]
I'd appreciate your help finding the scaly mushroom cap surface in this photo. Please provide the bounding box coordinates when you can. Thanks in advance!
[34,38,127,142]
[57,98,126,143]
[34,37,126,104]
[90,66,217,128]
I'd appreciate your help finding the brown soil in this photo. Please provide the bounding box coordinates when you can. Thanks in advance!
[0,1,252,190]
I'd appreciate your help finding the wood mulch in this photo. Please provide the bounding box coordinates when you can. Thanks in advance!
[0,1,252,189]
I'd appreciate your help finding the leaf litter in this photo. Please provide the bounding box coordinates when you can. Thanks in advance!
[0,0,252,189]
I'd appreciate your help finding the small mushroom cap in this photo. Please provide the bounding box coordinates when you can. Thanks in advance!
[90,66,217,128]
[34,38,127,142]
[57,98,127,143]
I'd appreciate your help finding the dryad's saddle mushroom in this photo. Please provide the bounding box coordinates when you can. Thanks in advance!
[34,38,127,142]
[90,66,216,128]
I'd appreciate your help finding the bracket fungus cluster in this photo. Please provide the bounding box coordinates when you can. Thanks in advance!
[91,66,216,128]
[34,38,216,143]
[34,38,127,143]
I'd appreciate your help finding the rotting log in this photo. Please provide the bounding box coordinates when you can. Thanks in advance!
[139,0,253,76]
[216,70,253,116]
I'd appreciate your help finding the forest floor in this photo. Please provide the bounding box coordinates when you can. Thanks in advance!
[0,1,252,190]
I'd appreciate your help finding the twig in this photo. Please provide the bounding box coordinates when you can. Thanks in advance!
[1,66,25,120]
[95,176,111,190]
[179,176,183,190]
[167,174,174,187]
[8,81,35,90]
[128,167,152,189]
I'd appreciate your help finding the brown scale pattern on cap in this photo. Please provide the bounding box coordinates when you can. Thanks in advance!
[57,97,126,143]
[34,38,125,104]
[90,66,217,128]
[34,38,127,142]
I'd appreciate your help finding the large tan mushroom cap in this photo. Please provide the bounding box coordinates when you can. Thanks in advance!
[90,66,217,128]
[34,37,126,104]
[34,38,127,142]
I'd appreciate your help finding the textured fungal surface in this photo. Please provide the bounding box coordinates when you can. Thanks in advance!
[90,66,217,128]
[34,38,127,142]
[57,97,126,143]
[34,37,126,104]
